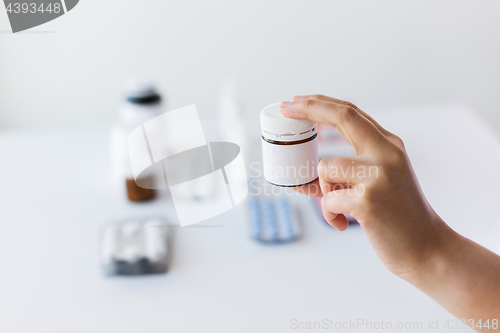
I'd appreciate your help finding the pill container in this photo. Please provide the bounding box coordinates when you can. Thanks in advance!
[110,78,164,202]
[260,102,318,187]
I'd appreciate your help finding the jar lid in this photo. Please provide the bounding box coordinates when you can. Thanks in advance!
[260,102,317,142]
[124,77,161,104]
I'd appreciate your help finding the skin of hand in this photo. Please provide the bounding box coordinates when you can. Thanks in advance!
[280,95,500,329]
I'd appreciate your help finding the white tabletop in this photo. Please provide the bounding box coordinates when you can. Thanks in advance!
[1,105,499,333]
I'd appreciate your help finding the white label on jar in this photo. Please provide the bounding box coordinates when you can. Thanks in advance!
[262,138,318,186]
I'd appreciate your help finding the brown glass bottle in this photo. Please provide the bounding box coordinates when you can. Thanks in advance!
[126,178,155,202]
[118,78,163,202]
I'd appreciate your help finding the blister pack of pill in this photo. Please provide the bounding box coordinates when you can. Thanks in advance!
[101,218,170,276]
[248,195,301,244]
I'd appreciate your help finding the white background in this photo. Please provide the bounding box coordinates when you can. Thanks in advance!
[0,0,500,131]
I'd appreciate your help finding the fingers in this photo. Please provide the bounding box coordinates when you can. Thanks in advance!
[321,187,361,231]
[355,109,392,137]
[319,178,352,195]
[290,178,323,198]
[293,94,391,136]
[280,98,385,154]
[291,178,352,197]
[324,212,349,231]
[318,157,374,185]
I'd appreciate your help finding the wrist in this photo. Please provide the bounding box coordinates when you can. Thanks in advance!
[402,216,500,322]
[402,216,461,288]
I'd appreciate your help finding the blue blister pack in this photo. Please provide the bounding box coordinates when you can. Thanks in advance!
[248,195,301,244]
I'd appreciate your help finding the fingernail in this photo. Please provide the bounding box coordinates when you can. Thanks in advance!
[320,182,327,195]
[317,159,328,178]
[281,101,293,108]
[293,95,306,101]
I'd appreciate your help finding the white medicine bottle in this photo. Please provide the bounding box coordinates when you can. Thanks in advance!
[260,102,319,187]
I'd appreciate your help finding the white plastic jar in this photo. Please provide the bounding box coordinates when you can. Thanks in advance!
[260,102,319,187]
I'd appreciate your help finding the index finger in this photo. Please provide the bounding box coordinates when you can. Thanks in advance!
[293,94,392,136]
[280,98,385,155]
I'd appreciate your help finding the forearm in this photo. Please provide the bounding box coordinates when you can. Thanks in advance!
[407,219,500,329]
[279,95,500,329]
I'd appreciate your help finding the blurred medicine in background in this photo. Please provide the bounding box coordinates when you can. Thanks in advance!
[110,78,164,202]
[101,218,170,276]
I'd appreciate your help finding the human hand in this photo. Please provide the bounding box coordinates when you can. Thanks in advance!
[280,95,500,326]
[280,95,453,279]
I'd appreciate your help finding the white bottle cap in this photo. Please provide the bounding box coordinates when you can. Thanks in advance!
[260,102,317,142]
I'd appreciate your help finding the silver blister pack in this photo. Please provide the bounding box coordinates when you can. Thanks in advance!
[101,218,170,276]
